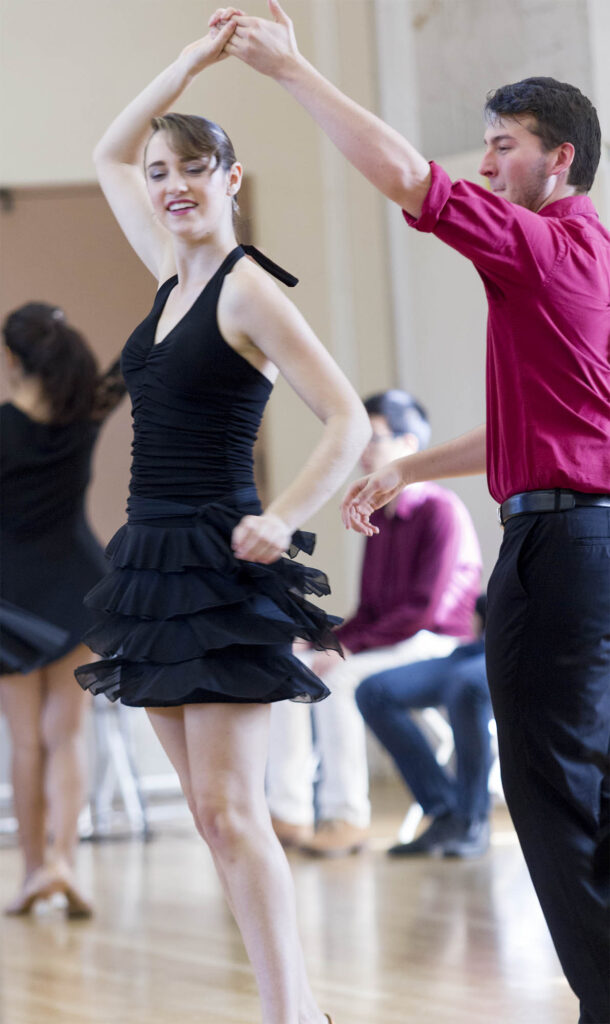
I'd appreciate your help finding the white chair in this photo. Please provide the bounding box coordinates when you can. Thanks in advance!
[81,697,150,839]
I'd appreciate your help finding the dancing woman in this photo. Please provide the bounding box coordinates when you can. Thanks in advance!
[0,303,126,916]
[74,20,369,1024]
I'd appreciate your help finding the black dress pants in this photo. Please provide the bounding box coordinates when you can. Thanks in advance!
[486,508,610,1024]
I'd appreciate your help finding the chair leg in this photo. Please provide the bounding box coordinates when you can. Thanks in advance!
[89,700,149,838]
[398,802,424,843]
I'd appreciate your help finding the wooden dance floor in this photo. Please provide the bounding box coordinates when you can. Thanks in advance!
[0,783,578,1024]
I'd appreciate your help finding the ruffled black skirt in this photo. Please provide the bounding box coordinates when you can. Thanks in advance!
[75,487,341,706]
[0,599,70,675]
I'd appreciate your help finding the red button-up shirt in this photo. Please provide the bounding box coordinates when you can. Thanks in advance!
[403,163,610,503]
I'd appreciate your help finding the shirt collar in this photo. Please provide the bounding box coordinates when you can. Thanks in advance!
[538,194,599,219]
[391,483,431,519]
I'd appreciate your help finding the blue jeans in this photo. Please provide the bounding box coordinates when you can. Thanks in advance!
[356,642,492,822]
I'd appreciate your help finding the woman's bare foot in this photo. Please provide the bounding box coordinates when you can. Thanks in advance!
[4,867,58,916]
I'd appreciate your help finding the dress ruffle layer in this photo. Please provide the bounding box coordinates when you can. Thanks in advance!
[75,495,341,706]
[0,599,70,675]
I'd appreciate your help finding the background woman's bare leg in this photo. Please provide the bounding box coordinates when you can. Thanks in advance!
[42,644,91,868]
[0,667,49,911]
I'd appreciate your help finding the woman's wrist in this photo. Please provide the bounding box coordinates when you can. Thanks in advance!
[171,52,199,89]
[264,506,296,536]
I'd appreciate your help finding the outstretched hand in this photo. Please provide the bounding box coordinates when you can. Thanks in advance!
[340,463,406,536]
[209,0,299,78]
[179,18,238,75]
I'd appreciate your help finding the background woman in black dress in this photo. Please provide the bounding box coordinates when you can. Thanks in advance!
[76,18,370,1024]
[0,302,125,916]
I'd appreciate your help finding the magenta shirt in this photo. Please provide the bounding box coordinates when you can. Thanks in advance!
[335,483,482,655]
[403,163,610,503]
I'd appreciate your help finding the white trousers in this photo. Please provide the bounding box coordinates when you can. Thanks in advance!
[266,630,458,828]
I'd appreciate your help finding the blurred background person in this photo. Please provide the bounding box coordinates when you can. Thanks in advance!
[0,301,125,916]
[357,592,492,859]
[267,390,482,856]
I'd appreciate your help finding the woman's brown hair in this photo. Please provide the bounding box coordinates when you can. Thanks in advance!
[3,303,99,425]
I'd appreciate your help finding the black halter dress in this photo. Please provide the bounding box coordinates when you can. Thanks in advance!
[75,247,340,706]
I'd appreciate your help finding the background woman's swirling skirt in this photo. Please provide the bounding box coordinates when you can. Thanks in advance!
[75,491,342,706]
[0,600,70,675]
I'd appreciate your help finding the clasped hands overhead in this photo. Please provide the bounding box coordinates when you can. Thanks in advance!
[207,1,404,537]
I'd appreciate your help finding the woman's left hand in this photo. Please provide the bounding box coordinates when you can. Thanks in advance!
[231,512,292,563]
[209,1,300,80]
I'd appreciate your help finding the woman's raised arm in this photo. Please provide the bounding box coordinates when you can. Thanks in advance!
[93,21,237,279]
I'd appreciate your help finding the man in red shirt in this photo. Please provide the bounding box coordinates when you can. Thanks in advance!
[213,5,610,1022]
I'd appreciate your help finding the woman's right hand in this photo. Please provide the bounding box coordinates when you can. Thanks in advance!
[340,463,405,536]
[231,512,292,564]
[179,18,238,76]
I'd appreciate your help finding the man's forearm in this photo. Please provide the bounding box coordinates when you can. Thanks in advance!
[277,55,431,216]
[399,425,486,486]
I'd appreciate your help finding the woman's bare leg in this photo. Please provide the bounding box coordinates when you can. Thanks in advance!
[41,644,91,866]
[148,703,325,1024]
[0,669,46,873]
[38,643,93,916]
[0,668,50,911]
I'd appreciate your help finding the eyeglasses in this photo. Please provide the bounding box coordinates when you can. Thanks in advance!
[366,432,396,445]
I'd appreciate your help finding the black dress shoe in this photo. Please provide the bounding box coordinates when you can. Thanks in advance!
[443,818,490,858]
[387,812,461,856]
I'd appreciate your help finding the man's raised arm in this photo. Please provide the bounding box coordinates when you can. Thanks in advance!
[212,1,432,218]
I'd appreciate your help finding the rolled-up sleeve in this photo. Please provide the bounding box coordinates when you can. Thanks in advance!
[402,162,567,286]
[403,162,454,233]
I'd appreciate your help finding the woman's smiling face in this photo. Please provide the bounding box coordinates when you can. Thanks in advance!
[145,130,241,240]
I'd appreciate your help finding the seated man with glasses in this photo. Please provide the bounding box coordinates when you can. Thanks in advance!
[267,390,482,856]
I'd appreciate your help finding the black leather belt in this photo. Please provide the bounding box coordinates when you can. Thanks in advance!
[498,489,610,526]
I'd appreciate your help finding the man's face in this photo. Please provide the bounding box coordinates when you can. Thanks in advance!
[479,116,555,211]
[360,414,418,474]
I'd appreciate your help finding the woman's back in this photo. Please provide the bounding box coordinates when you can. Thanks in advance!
[0,353,126,671]
[0,403,99,534]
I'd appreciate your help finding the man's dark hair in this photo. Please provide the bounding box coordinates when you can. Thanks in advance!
[363,390,431,450]
[485,77,601,192]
